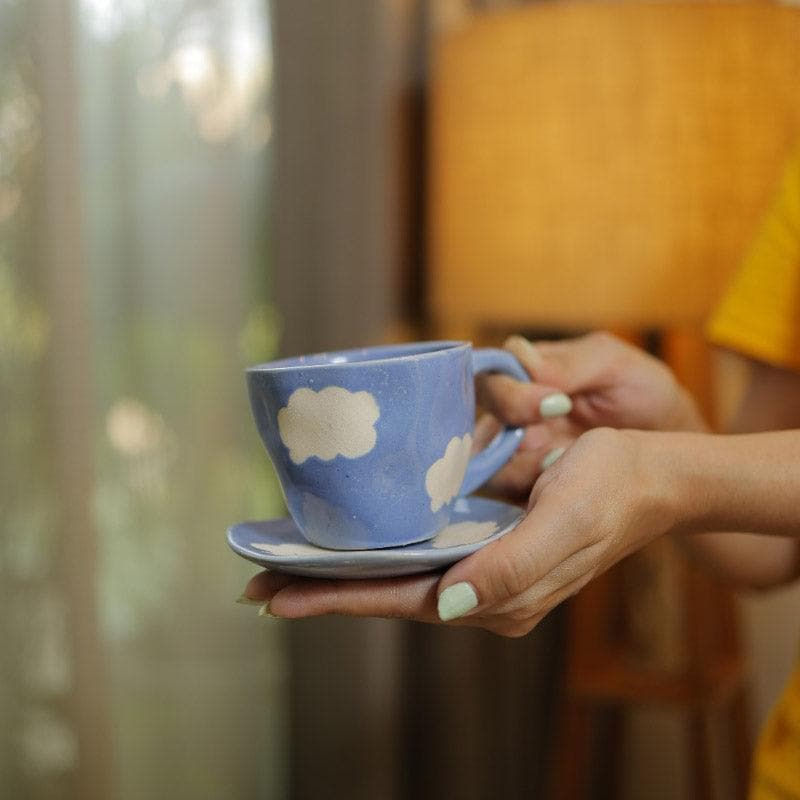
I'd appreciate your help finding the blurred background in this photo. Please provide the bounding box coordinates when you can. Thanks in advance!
[1,0,799,798]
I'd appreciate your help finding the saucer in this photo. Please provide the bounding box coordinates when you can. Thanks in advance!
[227,496,524,579]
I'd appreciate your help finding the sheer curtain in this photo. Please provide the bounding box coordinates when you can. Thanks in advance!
[0,2,287,798]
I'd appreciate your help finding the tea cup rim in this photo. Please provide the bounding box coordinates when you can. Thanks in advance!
[246,340,468,374]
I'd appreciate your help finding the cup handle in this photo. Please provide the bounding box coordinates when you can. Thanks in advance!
[460,348,531,496]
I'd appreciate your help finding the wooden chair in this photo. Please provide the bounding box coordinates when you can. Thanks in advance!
[426,2,800,797]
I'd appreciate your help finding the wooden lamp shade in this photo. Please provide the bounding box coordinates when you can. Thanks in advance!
[429,1,800,332]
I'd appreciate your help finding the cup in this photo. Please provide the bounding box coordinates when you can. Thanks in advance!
[246,340,529,550]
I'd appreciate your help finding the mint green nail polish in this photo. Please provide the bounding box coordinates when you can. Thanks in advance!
[539,393,572,418]
[541,446,566,470]
[257,603,275,618]
[438,582,479,622]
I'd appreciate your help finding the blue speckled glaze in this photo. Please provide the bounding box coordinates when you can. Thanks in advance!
[246,341,528,550]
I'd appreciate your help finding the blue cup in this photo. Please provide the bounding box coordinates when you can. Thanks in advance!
[246,341,529,550]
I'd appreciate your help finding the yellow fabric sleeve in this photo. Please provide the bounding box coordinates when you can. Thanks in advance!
[750,661,800,800]
[706,150,800,370]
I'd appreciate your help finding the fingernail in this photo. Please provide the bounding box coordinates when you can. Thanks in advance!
[236,594,264,606]
[504,335,543,373]
[539,393,572,418]
[541,446,566,470]
[257,603,276,618]
[438,582,479,622]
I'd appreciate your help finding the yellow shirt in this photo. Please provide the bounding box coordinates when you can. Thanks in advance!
[707,149,800,800]
[708,150,800,370]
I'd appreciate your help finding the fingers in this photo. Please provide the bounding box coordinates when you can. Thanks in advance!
[476,373,572,427]
[267,572,442,622]
[435,488,582,625]
[518,416,580,452]
[476,332,635,431]
[481,419,580,501]
[476,331,624,429]
[476,332,624,428]
[480,557,598,638]
[482,451,544,502]
[473,409,575,460]
[482,439,572,501]
[505,332,624,396]
[242,570,299,601]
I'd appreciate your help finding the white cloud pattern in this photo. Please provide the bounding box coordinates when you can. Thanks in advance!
[277,386,380,465]
[432,520,498,549]
[425,433,473,512]
[251,541,322,557]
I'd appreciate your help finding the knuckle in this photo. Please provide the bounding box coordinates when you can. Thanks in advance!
[489,548,534,600]
[581,425,619,450]
[585,330,619,349]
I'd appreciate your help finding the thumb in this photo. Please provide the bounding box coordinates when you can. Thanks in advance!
[475,374,573,427]
[476,333,616,427]
[435,493,570,622]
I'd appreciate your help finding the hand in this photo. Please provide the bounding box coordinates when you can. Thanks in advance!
[240,427,678,637]
[475,332,706,502]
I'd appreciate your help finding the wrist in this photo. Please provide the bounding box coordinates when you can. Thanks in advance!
[625,429,800,541]
[663,389,709,433]
[624,429,705,538]
[628,429,767,537]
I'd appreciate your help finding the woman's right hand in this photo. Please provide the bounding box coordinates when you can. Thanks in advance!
[475,331,707,502]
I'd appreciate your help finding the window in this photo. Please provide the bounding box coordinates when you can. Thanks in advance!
[0,2,286,797]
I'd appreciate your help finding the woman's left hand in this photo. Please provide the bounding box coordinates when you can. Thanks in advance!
[241,427,678,637]
[472,332,707,505]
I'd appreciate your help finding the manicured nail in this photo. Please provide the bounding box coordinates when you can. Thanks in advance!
[438,582,479,622]
[257,603,275,618]
[541,447,566,470]
[504,335,543,373]
[539,393,572,418]
[236,594,264,606]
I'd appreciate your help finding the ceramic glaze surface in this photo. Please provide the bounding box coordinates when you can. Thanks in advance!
[246,341,528,549]
[227,496,524,579]
[277,386,380,464]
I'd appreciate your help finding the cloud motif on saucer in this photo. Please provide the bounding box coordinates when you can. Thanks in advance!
[432,520,498,549]
[251,541,323,557]
[278,386,380,465]
[425,433,472,512]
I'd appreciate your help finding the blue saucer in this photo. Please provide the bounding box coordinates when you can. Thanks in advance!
[227,496,524,579]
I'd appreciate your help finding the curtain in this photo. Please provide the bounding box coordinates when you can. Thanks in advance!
[0,1,287,798]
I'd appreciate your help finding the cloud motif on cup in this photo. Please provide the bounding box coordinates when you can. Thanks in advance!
[425,433,473,512]
[278,386,380,465]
